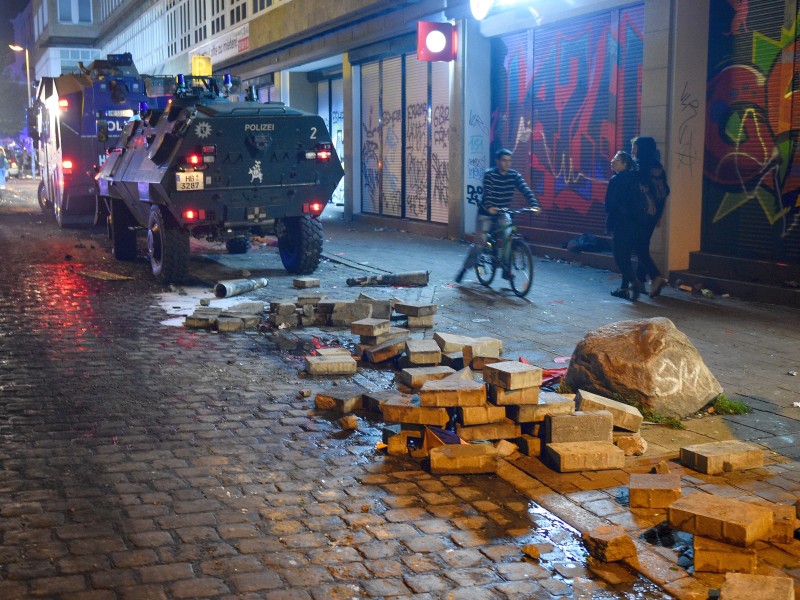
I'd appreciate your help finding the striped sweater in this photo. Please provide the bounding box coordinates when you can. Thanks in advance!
[479,167,539,216]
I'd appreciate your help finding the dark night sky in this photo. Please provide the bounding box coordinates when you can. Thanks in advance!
[1,0,30,53]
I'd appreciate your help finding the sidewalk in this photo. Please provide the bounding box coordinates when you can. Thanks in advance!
[317,211,800,598]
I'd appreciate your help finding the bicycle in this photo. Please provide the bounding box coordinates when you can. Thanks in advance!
[474,207,537,298]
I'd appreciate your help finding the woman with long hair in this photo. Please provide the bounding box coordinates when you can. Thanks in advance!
[631,136,670,298]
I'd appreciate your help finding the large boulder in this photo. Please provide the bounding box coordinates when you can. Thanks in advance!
[564,318,723,419]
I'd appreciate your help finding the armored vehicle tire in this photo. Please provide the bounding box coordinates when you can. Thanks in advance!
[226,237,250,255]
[37,181,52,214]
[110,198,137,261]
[147,205,190,283]
[276,215,323,274]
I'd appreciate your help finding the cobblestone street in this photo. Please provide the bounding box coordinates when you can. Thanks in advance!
[0,180,798,599]
[0,183,670,599]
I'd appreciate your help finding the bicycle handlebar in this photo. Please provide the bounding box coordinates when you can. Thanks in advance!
[496,206,540,215]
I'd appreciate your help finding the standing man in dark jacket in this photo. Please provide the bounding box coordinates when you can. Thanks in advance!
[455,148,540,283]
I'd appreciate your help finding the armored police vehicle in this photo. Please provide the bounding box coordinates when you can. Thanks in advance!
[95,74,344,283]
[31,53,161,227]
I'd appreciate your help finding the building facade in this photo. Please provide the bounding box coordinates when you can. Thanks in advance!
[17,0,800,297]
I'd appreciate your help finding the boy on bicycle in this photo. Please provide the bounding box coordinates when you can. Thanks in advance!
[455,148,540,283]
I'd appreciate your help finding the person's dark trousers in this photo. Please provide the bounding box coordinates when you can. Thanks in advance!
[612,226,638,289]
[634,221,661,282]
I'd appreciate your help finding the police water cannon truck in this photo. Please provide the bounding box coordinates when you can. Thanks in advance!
[31,53,165,227]
[95,73,344,283]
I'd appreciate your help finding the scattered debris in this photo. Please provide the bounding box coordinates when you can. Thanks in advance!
[346,271,430,287]
[213,277,269,298]
[293,277,320,289]
[78,270,134,281]
[582,525,637,562]
[339,415,359,430]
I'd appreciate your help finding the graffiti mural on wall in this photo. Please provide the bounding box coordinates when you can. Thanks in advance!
[705,0,800,259]
[491,7,644,235]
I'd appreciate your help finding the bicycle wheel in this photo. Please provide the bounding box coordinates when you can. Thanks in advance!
[508,239,534,297]
[475,244,497,286]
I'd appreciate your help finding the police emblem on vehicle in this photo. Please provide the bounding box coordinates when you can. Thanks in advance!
[194,122,212,139]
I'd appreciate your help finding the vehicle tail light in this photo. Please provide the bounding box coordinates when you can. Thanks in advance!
[303,201,325,216]
[305,144,333,161]
[58,99,69,110]
[62,159,74,174]
[182,209,206,221]
[184,153,202,166]
[183,148,214,168]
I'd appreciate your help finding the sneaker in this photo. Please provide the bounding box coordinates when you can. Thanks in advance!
[455,268,466,283]
[649,276,667,298]
[610,288,630,300]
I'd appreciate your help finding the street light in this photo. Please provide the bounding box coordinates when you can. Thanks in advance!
[8,44,36,179]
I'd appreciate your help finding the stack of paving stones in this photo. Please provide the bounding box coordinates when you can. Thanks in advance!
[300,320,800,592]
[393,300,437,329]
[624,439,800,596]
[184,300,265,332]
[265,292,436,331]
[351,318,411,363]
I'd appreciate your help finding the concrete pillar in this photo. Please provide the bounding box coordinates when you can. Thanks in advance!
[449,18,491,239]
[343,54,360,220]
[641,0,709,272]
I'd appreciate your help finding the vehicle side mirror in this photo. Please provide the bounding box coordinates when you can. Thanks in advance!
[97,120,109,142]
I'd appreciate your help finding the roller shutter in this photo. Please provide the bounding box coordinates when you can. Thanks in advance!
[381,56,403,217]
[703,0,800,262]
[405,56,430,220]
[358,54,451,222]
[361,62,381,214]
[430,61,450,223]
[492,5,644,239]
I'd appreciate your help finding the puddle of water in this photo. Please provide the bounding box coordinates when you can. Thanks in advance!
[527,503,674,599]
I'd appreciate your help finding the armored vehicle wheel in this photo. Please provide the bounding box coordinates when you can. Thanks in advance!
[110,198,137,261]
[226,236,250,254]
[147,205,189,283]
[276,215,322,274]
[37,181,52,214]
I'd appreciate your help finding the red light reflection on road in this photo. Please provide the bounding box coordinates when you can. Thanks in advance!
[24,263,102,355]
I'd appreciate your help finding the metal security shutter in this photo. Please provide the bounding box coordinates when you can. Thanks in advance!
[617,6,644,158]
[404,55,429,221]
[381,56,403,217]
[330,78,345,207]
[492,6,644,239]
[702,0,800,262]
[430,61,450,223]
[531,11,615,235]
[361,61,381,214]
[491,30,537,232]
